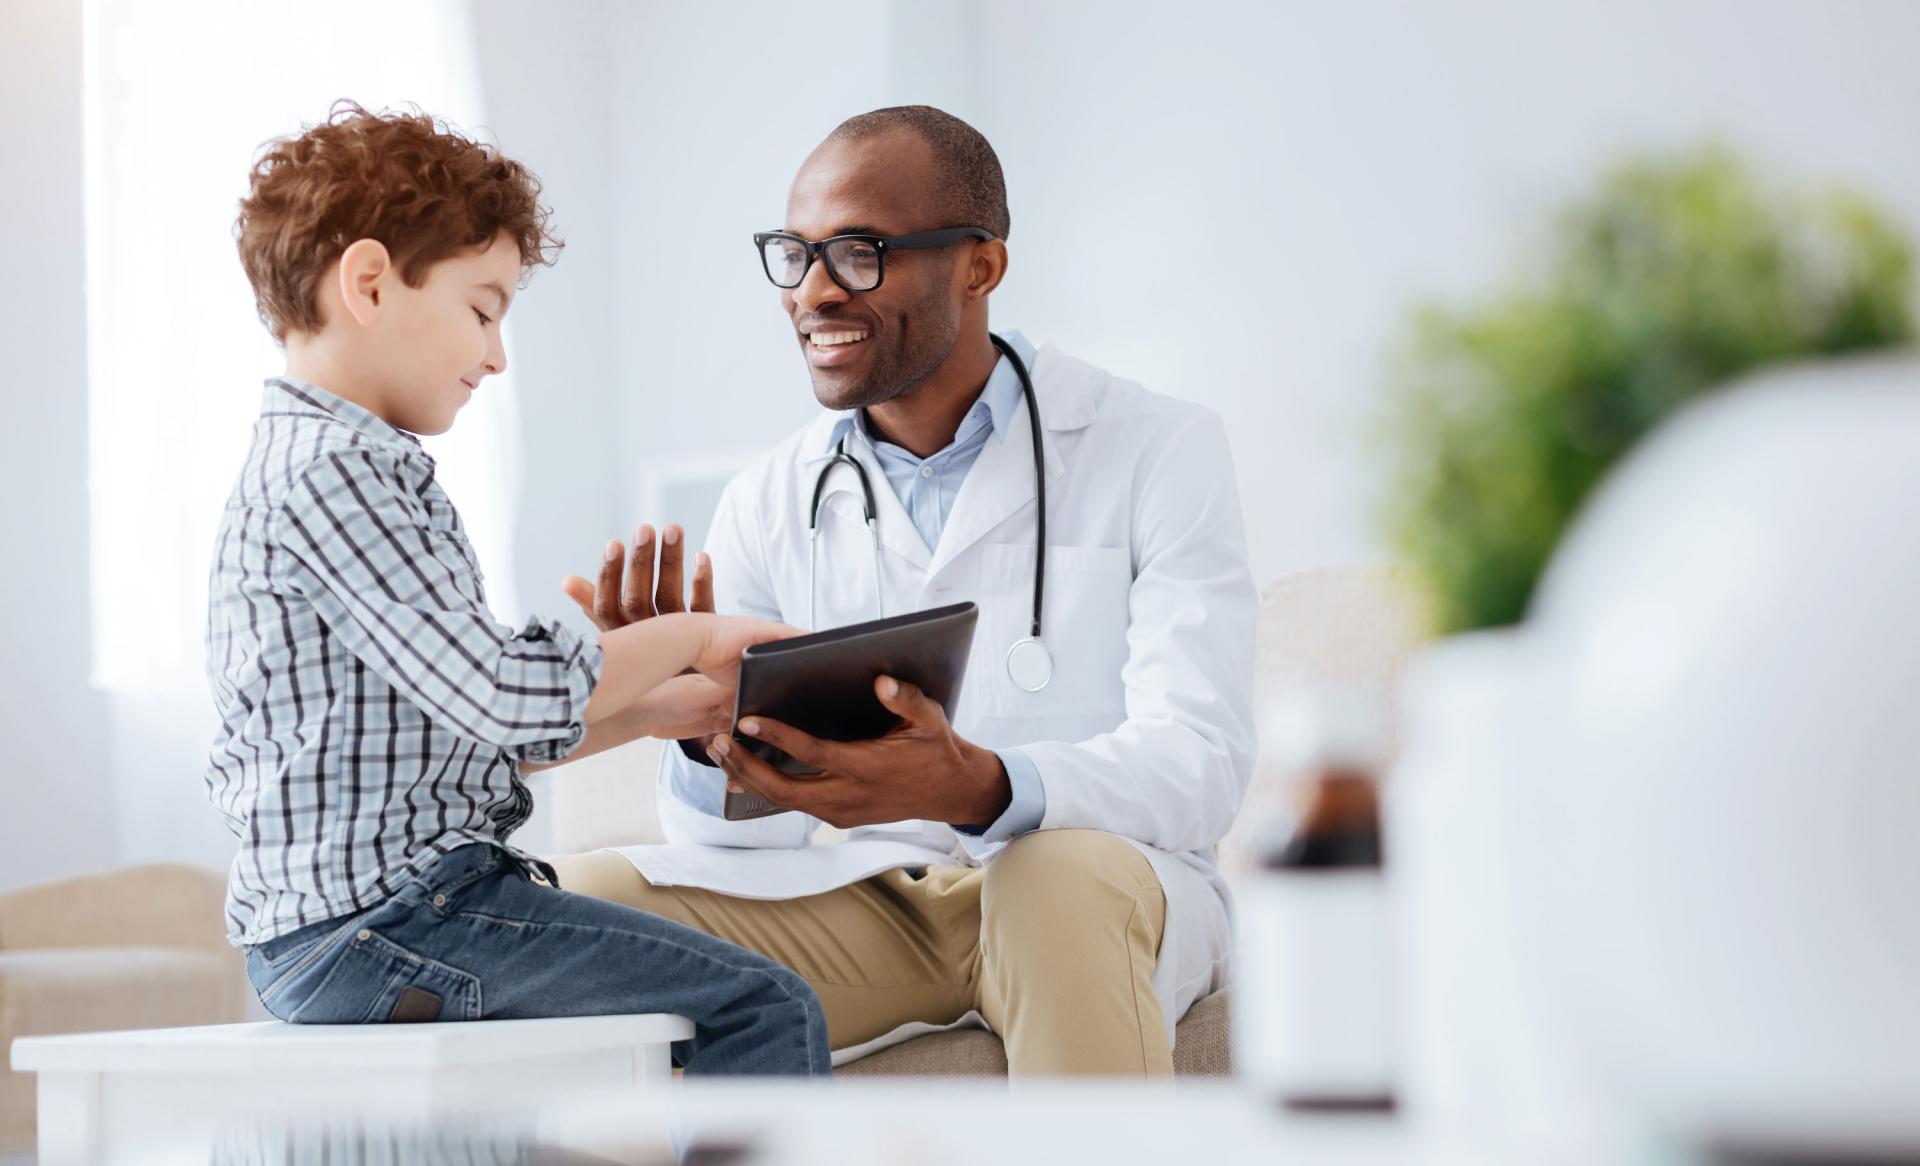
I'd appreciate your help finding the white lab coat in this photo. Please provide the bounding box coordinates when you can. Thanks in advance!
[613,343,1257,1058]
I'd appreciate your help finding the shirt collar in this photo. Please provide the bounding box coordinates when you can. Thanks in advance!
[825,330,1036,454]
[264,377,423,451]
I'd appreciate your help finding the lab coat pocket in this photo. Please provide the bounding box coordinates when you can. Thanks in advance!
[978,543,1133,719]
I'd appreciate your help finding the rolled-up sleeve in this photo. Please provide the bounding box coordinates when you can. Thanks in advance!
[273,447,603,761]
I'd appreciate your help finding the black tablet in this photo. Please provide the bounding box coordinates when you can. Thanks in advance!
[720,602,978,821]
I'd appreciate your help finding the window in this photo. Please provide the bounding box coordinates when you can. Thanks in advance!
[83,0,522,689]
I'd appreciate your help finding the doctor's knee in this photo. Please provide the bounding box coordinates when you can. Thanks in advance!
[547,849,655,906]
[980,829,1166,949]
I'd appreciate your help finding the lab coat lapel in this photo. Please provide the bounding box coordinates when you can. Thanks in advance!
[926,348,1093,578]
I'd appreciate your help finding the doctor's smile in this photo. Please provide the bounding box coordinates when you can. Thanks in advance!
[798,321,873,368]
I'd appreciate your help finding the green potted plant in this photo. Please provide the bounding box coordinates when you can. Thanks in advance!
[1378,148,1913,634]
[1375,148,1915,1136]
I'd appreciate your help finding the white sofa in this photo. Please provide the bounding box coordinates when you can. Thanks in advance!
[539,565,1431,1076]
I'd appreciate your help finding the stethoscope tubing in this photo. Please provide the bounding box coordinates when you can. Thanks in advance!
[807,333,1051,689]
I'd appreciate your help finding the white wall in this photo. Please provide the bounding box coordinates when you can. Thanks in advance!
[468,0,624,636]
[967,0,1920,580]
[472,0,1920,595]
[466,0,943,627]
[0,0,117,891]
[597,1,903,546]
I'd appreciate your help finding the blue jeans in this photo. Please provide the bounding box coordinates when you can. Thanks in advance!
[244,843,830,1076]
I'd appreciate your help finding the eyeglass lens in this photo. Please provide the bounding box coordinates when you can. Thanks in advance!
[762,236,883,291]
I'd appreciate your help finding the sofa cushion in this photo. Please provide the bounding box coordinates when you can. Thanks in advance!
[0,864,229,952]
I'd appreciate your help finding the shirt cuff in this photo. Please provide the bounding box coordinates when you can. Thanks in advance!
[955,747,1046,843]
[507,617,604,764]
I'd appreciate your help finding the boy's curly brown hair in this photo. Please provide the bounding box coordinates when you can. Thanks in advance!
[235,102,561,342]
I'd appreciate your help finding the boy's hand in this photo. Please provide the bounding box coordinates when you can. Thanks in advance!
[630,674,735,741]
[694,616,806,692]
[562,523,713,632]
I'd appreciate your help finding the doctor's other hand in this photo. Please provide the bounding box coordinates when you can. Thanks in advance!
[709,676,1012,831]
[561,523,714,632]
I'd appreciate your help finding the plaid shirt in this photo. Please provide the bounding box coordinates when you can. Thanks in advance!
[204,379,603,946]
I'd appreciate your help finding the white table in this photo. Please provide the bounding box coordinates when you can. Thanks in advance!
[9,1013,691,1165]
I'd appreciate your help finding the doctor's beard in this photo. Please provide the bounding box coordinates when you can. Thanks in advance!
[805,276,961,412]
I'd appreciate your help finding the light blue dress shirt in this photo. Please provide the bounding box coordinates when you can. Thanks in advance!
[672,332,1046,843]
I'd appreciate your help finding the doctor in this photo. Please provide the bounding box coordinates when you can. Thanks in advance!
[551,105,1255,1076]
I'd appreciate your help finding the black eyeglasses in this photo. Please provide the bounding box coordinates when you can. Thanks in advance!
[753,227,997,293]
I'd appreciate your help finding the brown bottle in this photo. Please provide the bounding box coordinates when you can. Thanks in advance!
[1237,684,1394,1111]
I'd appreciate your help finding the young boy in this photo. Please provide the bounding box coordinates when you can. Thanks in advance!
[206,104,829,1076]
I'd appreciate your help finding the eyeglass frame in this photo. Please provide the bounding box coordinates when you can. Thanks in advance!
[752,226,998,293]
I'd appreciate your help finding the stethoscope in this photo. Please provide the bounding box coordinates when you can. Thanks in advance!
[808,332,1054,693]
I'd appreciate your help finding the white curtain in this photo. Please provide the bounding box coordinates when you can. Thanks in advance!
[83,0,523,863]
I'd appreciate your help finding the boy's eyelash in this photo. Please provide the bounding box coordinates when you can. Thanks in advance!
[474,308,492,326]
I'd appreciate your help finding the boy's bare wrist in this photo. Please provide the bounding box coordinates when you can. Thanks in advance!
[670,611,730,677]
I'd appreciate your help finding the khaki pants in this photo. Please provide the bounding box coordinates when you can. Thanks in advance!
[549,828,1171,1076]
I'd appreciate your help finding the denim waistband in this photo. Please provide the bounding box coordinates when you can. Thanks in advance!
[387,841,507,908]
[249,909,366,961]
[246,843,510,958]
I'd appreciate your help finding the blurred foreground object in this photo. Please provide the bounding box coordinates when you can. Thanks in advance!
[0,864,249,1153]
[1237,683,1394,1111]
[1390,356,1920,1156]
[1512,355,1920,1150]
[1378,148,1915,634]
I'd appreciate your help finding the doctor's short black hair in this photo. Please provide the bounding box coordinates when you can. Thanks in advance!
[828,105,1011,240]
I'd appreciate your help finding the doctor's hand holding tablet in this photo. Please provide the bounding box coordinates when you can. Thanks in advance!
[564,526,1013,831]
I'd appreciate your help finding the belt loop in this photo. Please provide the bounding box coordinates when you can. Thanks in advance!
[531,857,561,888]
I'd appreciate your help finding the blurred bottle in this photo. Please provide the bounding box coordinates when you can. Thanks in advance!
[1236,682,1394,1111]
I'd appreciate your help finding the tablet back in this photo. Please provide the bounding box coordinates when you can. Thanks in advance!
[724,602,978,819]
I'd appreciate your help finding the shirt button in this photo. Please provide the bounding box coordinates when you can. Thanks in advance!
[357,930,372,941]
[432,894,447,907]
[920,465,934,479]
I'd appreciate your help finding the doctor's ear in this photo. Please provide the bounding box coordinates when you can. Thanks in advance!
[962,238,1008,300]
[334,238,394,327]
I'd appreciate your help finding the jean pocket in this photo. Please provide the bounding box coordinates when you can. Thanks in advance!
[249,914,370,1005]
[282,926,483,1025]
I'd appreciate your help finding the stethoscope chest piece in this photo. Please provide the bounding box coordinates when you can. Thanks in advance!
[1006,636,1054,693]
